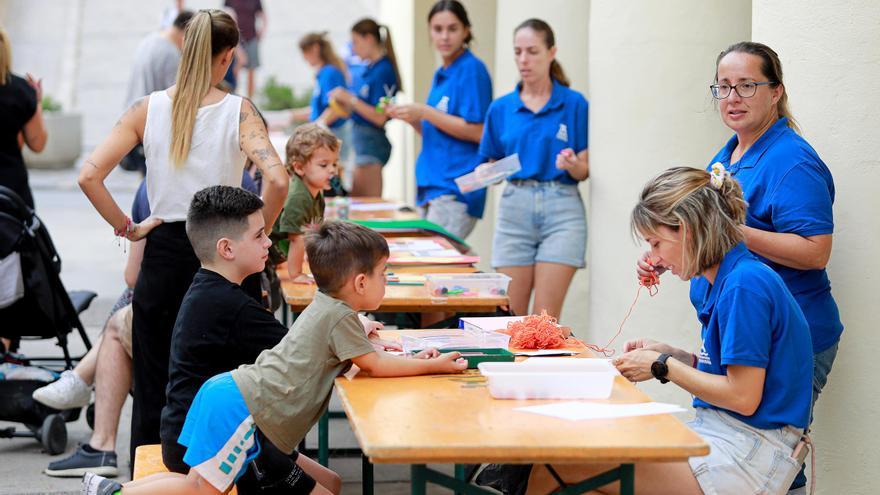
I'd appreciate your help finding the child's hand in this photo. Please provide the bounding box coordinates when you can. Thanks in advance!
[370,336,403,352]
[413,348,440,359]
[359,314,384,336]
[431,351,468,373]
[292,273,314,284]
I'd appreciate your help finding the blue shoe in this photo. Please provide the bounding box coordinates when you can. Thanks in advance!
[46,445,118,478]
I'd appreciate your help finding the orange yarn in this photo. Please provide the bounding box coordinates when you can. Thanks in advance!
[501,310,568,349]
[585,270,661,357]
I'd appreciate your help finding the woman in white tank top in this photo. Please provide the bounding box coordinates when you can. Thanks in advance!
[77,9,288,471]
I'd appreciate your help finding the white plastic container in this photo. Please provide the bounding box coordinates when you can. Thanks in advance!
[478,359,616,399]
[401,329,510,354]
[425,273,511,298]
[455,154,522,193]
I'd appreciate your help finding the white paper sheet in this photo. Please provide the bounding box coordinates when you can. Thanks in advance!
[349,202,400,211]
[515,401,686,421]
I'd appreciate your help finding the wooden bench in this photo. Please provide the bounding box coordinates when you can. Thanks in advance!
[133,444,238,495]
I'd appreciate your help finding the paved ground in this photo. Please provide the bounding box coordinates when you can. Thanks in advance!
[0,166,456,494]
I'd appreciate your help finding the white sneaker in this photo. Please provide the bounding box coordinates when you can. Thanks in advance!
[32,370,92,410]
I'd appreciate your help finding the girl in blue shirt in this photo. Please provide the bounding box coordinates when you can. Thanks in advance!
[640,42,841,491]
[478,19,589,319]
[329,18,401,197]
[291,33,352,171]
[388,1,492,239]
[527,167,812,494]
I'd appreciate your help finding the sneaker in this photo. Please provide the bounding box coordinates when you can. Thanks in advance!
[46,445,118,478]
[32,370,92,410]
[81,472,123,495]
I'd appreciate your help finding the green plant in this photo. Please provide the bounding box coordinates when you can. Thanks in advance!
[42,95,62,113]
[260,76,312,111]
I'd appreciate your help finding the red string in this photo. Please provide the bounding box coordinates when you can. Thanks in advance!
[584,272,660,357]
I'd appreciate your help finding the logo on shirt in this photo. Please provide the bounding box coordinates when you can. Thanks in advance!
[556,123,568,142]
[359,84,370,98]
[436,96,449,113]
[698,343,711,366]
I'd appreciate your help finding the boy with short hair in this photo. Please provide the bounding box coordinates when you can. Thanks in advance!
[276,123,339,283]
[83,220,467,495]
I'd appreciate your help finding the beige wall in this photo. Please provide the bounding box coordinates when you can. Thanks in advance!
[753,1,880,492]
[587,0,751,409]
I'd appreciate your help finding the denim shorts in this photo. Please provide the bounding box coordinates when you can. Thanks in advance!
[491,181,586,269]
[352,122,391,167]
[687,408,802,495]
[419,194,478,239]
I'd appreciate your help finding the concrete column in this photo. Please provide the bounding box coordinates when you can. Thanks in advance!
[753,2,880,491]
[587,0,750,405]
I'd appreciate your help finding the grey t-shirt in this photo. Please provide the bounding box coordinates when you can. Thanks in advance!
[231,291,375,454]
[125,32,180,106]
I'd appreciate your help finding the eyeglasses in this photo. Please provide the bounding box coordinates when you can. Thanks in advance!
[710,81,777,99]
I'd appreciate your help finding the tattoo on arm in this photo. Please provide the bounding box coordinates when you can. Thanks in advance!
[253,148,272,162]
[267,162,282,170]
[239,110,248,123]
[86,159,99,169]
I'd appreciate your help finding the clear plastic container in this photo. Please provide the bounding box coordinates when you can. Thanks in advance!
[401,329,511,354]
[455,154,522,193]
[425,273,512,299]
[478,359,617,399]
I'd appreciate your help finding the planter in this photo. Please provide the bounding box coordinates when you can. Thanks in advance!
[22,112,82,169]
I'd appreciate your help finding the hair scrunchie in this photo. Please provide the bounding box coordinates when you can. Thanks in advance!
[709,162,730,189]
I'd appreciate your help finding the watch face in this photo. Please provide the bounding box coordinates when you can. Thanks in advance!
[651,360,668,378]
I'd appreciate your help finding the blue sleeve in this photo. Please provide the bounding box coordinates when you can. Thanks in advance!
[575,96,589,151]
[769,162,835,237]
[455,67,493,124]
[716,286,772,369]
[240,170,259,195]
[320,68,346,108]
[478,103,503,161]
[131,180,150,223]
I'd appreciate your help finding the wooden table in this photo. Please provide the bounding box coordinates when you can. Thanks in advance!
[334,330,709,494]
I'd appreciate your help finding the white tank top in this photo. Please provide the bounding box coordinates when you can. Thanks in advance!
[143,90,245,222]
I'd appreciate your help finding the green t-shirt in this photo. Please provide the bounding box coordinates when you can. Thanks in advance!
[231,291,375,454]
[277,174,325,235]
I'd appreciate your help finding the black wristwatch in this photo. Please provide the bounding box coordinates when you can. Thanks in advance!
[651,353,672,384]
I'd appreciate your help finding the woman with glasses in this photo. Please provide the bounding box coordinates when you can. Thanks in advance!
[639,41,842,492]
[478,19,589,319]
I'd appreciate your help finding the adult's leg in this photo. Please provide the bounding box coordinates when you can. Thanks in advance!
[89,307,133,452]
[352,164,383,197]
[526,462,702,495]
[74,334,101,384]
[497,266,535,317]
[532,262,577,320]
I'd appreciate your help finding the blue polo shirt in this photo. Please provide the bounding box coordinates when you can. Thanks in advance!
[310,65,348,129]
[415,49,493,218]
[704,117,842,353]
[690,243,813,430]
[479,80,588,184]
[350,56,398,128]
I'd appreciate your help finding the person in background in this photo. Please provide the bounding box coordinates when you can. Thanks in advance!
[478,19,589,319]
[329,18,401,197]
[389,0,492,239]
[120,10,194,175]
[224,0,264,99]
[0,26,46,209]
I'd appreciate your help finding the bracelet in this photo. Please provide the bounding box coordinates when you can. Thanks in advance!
[114,216,135,239]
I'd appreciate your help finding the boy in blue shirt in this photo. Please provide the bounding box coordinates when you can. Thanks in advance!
[82,218,467,495]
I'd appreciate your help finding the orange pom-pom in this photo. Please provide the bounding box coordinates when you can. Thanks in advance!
[502,310,567,349]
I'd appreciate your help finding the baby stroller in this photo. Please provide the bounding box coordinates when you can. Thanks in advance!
[0,185,95,454]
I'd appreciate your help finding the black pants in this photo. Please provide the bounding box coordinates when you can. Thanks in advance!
[130,222,200,469]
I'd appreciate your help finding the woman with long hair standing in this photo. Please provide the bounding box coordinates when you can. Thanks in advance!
[78,9,288,464]
[478,19,589,318]
[388,0,492,239]
[329,18,401,197]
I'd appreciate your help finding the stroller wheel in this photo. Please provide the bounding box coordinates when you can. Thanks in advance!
[86,403,95,430]
[39,414,67,455]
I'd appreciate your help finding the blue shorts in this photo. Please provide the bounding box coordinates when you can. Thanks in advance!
[352,122,391,167]
[491,181,587,269]
[179,372,261,492]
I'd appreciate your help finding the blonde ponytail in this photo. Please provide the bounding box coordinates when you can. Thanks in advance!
[170,9,239,167]
[0,26,12,85]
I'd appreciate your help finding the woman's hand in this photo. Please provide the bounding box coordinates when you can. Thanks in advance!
[613,349,661,382]
[387,103,426,124]
[637,251,666,281]
[622,338,660,353]
[25,73,43,103]
[126,217,163,242]
[328,87,356,107]
[555,148,589,180]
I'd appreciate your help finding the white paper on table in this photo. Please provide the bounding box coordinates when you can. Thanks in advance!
[349,202,401,211]
[389,240,446,251]
[515,401,686,421]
